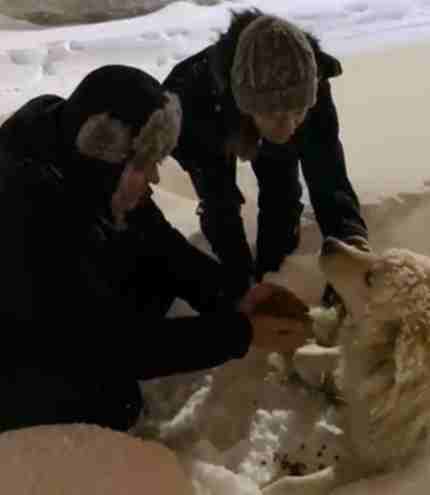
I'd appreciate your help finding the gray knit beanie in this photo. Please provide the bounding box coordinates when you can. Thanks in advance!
[231,15,318,115]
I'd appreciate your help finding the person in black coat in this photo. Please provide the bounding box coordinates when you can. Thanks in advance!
[163,9,370,302]
[0,65,308,433]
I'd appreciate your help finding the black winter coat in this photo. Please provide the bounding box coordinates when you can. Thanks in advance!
[0,84,252,431]
[164,26,368,290]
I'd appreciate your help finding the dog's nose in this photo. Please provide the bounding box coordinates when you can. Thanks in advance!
[321,237,339,256]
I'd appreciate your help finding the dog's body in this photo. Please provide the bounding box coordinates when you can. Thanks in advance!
[264,239,430,495]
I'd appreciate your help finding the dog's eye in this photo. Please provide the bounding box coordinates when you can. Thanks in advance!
[364,270,374,287]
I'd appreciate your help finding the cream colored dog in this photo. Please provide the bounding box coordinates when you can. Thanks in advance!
[263,237,430,495]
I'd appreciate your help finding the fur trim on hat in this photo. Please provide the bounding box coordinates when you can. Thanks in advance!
[75,91,182,166]
[131,91,182,168]
[76,113,132,163]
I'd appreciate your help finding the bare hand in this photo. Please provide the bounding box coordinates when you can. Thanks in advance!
[238,283,312,353]
[250,314,312,353]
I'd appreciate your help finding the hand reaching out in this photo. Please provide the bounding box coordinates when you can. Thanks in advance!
[239,283,313,353]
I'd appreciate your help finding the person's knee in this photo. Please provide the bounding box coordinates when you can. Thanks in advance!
[138,441,193,495]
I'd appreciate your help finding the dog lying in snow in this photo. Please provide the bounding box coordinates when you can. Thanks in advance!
[263,237,430,495]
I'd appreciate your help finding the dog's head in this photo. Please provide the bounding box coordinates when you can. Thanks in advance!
[319,237,430,321]
[319,237,379,319]
[320,239,430,467]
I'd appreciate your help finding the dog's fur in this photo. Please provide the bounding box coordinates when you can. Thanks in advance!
[263,238,430,495]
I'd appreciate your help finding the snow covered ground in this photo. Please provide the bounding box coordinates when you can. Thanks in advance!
[2,0,430,115]
[1,1,430,494]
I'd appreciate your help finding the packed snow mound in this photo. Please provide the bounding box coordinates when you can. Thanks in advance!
[0,0,221,25]
[140,343,345,493]
[0,423,192,495]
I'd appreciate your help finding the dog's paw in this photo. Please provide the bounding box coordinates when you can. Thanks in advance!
[309,307,342,346]
[293,344,341,389]
[262,466,338,495]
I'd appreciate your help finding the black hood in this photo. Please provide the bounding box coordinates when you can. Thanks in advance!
[58,64,167,156]
[0,94,64,164]
[55,65,171,221]
[0,65,168,167]
[0,64,181,232]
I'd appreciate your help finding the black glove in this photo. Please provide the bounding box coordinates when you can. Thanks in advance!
[255,224,301,282]
[221,263,255,304]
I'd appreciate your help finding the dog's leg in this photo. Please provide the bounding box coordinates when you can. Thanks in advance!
[293,344,341,389]
[262,466,339,495]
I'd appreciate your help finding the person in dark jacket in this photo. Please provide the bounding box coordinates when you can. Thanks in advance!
[0,65,309,433]
[163,9,370,302]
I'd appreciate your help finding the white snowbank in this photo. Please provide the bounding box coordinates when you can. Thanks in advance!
[140,346,344,493]
[0,424,193,495]
[0,0,220,25]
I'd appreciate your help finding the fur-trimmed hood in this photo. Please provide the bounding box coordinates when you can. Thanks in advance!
[0,64,182,177]
[59,65,182,225]
[59,65,181,166]
[0,65,182,227]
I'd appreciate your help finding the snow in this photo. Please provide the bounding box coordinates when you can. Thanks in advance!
[140,345,350,494]
[2,0,430,493]
[2,0,430,115]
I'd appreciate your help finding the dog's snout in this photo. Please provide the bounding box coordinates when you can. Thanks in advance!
[321,238,339,256]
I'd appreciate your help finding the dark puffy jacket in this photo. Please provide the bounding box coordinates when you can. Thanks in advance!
[164,12,368,289]
[0,67,252,432]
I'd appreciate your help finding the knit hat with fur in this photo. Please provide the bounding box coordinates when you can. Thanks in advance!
[231,15,318,115]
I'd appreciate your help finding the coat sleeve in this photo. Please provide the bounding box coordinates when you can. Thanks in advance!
[2,301,253,380]
[0,197,254,379]
[298,79,368,241]
[127,199,245,312]
[110,311,253,380]
[251,141,304,279]
[67,244,254,379]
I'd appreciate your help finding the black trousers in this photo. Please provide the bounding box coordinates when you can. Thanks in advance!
[0,368,142,434]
